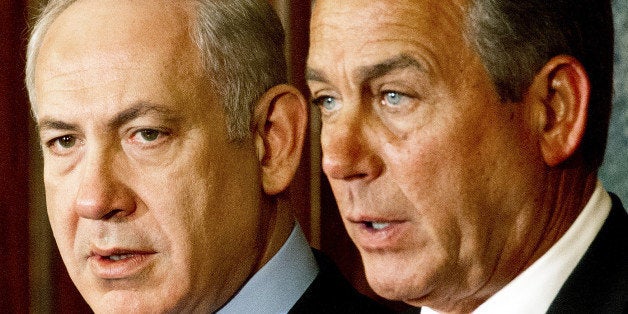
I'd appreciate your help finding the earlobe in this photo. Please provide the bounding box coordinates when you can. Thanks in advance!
[529,55,590,167]
[252,84,308,195]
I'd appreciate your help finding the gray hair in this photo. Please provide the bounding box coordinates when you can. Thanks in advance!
[25,0,287,141]
[466,0,614,170]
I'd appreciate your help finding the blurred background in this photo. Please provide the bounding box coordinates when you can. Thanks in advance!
[1,0,626,312]
[601,0,628,204]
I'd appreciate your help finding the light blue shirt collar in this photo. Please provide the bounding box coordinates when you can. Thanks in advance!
[217,224,319,314]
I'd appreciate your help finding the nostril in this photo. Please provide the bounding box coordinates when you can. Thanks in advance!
[102,209,124,220]
[350,173,369,180]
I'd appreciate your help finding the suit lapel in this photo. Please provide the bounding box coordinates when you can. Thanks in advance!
[547,193,628,313]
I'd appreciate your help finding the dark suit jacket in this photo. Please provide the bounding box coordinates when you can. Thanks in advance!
[547,193,628,313]
[289,250,394,313]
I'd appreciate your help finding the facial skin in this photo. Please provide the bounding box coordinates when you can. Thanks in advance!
[306,0,582,311]
[33,0,302,312]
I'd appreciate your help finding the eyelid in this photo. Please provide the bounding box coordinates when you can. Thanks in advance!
[311,95,333,107]
[381,90,410,101]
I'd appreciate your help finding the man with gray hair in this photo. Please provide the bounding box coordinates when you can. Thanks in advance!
[306,0,627,312]
[27,0,390,312]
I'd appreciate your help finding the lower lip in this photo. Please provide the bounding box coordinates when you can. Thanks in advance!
[89,253,156,279]
[349,221,410,251]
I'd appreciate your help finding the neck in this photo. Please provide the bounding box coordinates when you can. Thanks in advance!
[255,194,296,272]
[447,163,598,314]
[522,165,597,270]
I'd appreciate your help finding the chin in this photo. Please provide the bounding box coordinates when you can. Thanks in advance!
[87,291,179,314]
[367,273,419,303]
[361,251,431,303]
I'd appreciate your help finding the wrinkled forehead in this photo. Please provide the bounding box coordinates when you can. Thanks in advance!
[310,0,469,37]
[308,0,472,76]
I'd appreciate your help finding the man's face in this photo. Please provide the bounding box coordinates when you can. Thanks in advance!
[34,1,268,312]
[308,0,545,309]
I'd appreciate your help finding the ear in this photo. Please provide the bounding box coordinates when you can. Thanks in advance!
[527,55,590,166]
[252,84,308,195]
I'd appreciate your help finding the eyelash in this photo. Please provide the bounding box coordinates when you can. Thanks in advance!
[128,128,171,148]
[311,91,410,107]
[43,127,171,155]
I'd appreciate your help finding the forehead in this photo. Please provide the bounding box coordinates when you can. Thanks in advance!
[35,0,202,88]
[308,0,471,75]
[45,0,194,44]
[33,0,206,117]
[311,0,467,32]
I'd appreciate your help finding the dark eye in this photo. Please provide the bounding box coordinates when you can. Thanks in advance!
[56,135,76,148]
[129,128,170,148]
[45,135,80,156]
[137,129,160,142]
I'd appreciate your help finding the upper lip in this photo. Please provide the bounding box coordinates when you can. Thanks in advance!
[346,212,407,225]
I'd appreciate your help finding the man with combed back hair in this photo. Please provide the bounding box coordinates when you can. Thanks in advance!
[27,0,391,312]
[306,0,627,312]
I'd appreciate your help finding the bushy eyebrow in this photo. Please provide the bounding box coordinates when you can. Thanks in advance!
[305,67,328,83]
[305,53,426,84]
[357,54,426,82]
[38,120,79,133]
[107,102,178,129]
[37,102,179,133]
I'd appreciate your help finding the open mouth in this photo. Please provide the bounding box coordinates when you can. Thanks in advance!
[88,249,157,279]
[105,254,135,261]
[364,221,391,230]
[90,248,154,263]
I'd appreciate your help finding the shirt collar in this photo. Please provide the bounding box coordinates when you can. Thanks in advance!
[217,223,319,314]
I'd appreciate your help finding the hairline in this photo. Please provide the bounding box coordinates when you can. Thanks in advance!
[26,0,286,141]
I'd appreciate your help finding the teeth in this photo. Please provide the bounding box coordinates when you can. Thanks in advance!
[371,222,390,230]
[108,254,132,261]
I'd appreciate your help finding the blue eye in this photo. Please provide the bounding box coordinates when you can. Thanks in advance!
[313,96,339,112]
[323,97,337,110]
[384,92,403,106]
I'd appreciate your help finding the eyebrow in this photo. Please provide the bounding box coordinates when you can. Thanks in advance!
[38,102,178,133]
[107,102,177,129]
[357,54,426,81]
[305,67,328,83]
[38,120,79,133]
[305,54,426,84]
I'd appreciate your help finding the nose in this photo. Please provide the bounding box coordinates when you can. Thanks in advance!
[74,147,136,220]
[321,114,383,182]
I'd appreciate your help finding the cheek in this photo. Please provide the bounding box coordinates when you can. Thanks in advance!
[381,133,493,252]
[328,179,352,210]
[44,174,80,249]
[383,136,462,206]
